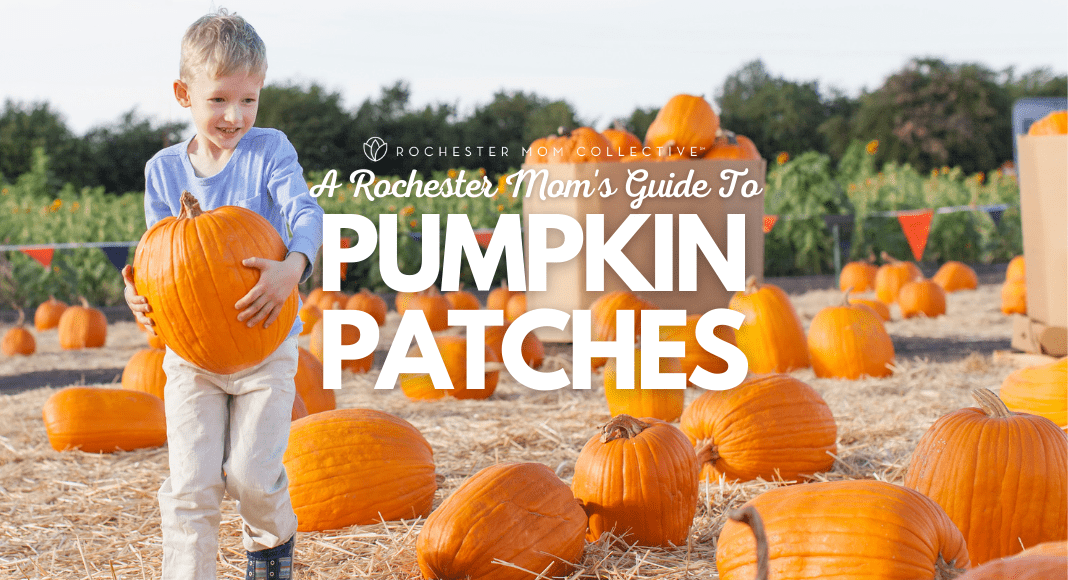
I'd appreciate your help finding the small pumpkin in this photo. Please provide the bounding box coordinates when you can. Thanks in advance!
[680,374,837,483]
[589,290,658,369]
[1001,279,1027,314]
[547,127,610,163]
[284,408,436,532]
[345,288,388,326]
[1006,255,1026,282]
[314,290,346,312]
[295,346,334,415]
[308,306,373,374]
[405,287,451,332]
[728,277,809,373]
[42,387,167,453]
[444,285,481,311]
[503,292,526,324]
[848,296,891,321]
[1028,110,1068,135]
[999,357,1067,431]
[898,279,947,318]
[703,131,760,160]
[486,281,519,311]
[572,415,699,547]
[932,260,978,292]
[904,388,1068,565]
[808,291,895,379]
[875,252,923,304]
[603,347,685,422]
[2,308,36,356]
[602,126,642,160]
[121,348,167,401]
[298,303,322,336]
[644,94,719,158]
[34,296,67,331]
[399,335,502,401]
[716,480,969,580]
[132,191,297,374]
[417,462,586,580]
[658,313,736,385]
[838,261,878,293]
[57,297,107,350]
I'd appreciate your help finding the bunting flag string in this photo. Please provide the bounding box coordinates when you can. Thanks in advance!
[896,209,935,261]
[20,248,54,268]
[0,241,138,273]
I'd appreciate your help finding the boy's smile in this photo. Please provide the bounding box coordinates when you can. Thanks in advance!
[174,70,264,166]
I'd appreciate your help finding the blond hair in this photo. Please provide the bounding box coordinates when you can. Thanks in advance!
[179,8,266,81]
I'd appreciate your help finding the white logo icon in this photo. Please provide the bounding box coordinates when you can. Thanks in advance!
[364,137,388,162]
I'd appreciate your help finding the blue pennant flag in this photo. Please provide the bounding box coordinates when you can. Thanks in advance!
[102,246,130,274]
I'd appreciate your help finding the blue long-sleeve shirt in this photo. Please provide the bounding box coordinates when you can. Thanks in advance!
[144,127,324,338]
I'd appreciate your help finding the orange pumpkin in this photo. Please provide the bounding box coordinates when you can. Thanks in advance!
[589,290,658,369]
[297,303,322,336]
[956,554,1068,580]
[904,388,1068,564]
[932,260,978,292]
[808,294,895,378]
[848,296,891,321]
[284,409,436,532]
[703,131,760,160]
[345,288,388,326]
[999,358,1067,431]
[295,346,335,415]
[503,292,526,323]
[659,313,736,385]
[57,297,107,350]
[34,296,67,331]
[309,311,373,374]
[2,309,36,356]
[602,126,642,160]
[1006,255,1026,282]
[132,191,297,374]
[571,415,699,546]
[603,348,685,422]
[1016,540,1068,557]
[680,374,837,483]
[314,290,346,312]
[42,387,167,453]
[290,392,309,421]
[1028,110,1068,135]
[644,94,719,158]
[405,288,451,332]
[542,127,610,163]
[444,286,481,311]
[728,277,809,373]
[417,462,586,580]
[898,279,947,318]
[875,253,922,304]
[121,348,167,401]
[716,480,969,580]
[1001,279,1027,314]
[838,261,878,293]
[486,281,518,311]
[399,335,501,401]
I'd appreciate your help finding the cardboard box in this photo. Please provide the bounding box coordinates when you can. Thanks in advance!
[1014,135,1068,356]
[519,159,766,342]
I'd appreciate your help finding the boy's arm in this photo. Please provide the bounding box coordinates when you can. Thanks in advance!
[235,131,324,329]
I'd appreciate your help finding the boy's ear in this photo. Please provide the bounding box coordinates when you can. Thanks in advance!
[173,79,191,108]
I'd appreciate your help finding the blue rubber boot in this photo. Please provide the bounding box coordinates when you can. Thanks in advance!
[246,535,294,579]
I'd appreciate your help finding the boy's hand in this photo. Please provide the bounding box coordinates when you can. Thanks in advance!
[236,252,306,329]
[122,265,156,335]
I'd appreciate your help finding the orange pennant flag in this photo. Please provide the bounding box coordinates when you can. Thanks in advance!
[21,247,55,268]
[897,209,934,261]
[762,214,778,234]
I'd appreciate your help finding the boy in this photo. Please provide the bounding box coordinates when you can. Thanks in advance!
[122,8,323,579]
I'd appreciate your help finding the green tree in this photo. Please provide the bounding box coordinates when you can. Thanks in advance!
[852,58,1012,174]
[716,60,833,161]
[80,110,186,194]
[257,82,357,173]
[618,106,659,143]
[0,100,81,186]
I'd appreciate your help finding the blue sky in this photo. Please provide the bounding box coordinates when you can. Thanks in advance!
[4,0,1066,135]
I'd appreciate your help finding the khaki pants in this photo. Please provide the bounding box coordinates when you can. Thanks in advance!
[159,338,299,580]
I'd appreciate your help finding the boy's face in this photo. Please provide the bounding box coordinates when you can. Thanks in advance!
[174,69,265,154]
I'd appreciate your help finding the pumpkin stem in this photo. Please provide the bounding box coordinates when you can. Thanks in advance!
[841,287,854,307]
[971,388,1013,419]
[694,438,720,465]
[178,191,203,220]
[79,296,90,309]
[880,251,901,265]
[15,307,25,327]
[744,275,760,295]
[600,415,650,443]
[933,552,967,580]
[727,505,769,580]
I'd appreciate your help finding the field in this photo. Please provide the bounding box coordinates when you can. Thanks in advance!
[0,273,1054,579]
